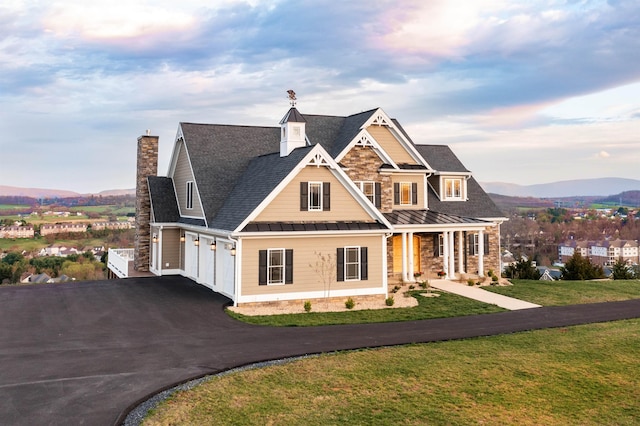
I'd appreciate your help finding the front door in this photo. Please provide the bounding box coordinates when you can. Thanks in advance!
[392,235,421,274]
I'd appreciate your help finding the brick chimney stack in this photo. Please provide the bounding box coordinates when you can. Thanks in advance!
[134,133,158,272]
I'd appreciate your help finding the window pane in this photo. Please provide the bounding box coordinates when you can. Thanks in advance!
[270,250,283,266]
[346,263,359,280]
[401,183,411,204]
[309,183,322,210]
[346,247,358,262]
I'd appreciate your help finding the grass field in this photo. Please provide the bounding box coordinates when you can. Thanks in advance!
[143,319,640,425]
[0,204,31,211]
[228,280,640,327]
[485,279,640,306]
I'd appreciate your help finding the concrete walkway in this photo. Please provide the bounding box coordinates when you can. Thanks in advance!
[430,280,542,310]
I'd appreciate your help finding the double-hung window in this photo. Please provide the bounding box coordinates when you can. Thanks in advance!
[186,181,194,209]
[259,249,293,285]
[393,182,418,206]
[300,182,330,211]
[355,181,382,208]
[337,246,368,281]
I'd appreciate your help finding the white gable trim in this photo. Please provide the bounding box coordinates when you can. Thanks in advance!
[359,108,435,171]
[234,144,392,232]
[167,130,207,226]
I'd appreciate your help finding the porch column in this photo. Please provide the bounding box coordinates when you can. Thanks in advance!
[457,230,464,273]
[401,232,408,282]
[448,230,455,279]
[442,231,449,279]
[478,229,485,276]
[408,231,415,281]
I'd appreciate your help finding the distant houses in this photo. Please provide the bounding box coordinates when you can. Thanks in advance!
[0,225,34,239]
[40,223,88,236]
[558,239,639,266]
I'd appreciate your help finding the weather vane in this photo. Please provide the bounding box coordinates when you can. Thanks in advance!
[287,89,297,107]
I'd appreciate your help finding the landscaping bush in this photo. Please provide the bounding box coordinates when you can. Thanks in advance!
[385,297,394,306]
[304,301,312,313]
[345,298,355,309]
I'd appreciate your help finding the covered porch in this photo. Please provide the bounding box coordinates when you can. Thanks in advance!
[383,210,493,283]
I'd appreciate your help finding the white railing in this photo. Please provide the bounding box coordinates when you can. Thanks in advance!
[107,248,134,278]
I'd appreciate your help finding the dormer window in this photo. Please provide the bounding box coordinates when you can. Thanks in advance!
[443,178,464,201]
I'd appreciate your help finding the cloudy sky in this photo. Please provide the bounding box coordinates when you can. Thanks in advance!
[1,0,639,193]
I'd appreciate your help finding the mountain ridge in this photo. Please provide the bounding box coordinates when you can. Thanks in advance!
[480,177,640,197]
[0,185,135,198]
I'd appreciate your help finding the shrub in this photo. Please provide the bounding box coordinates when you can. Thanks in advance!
[385,297,394,306]
[303,300,312,313]
[345,297,355,309]
[560,253,605,280]
[504,258,541,280]
[467,278,475,286]
[419,281,428,289]
[391,285,400,293]
[409,284,415,290]
[491,274,499,285]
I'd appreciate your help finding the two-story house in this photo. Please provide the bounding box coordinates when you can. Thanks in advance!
[117,104,506,306]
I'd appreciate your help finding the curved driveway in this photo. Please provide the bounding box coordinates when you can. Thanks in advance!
[1,276,639,425]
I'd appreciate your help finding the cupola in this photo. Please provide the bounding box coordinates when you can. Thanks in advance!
[279,90,307,157]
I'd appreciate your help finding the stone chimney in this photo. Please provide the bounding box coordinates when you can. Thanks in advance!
[134,133,158,272]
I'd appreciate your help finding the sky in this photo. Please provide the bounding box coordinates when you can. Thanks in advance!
[1,0,639,194]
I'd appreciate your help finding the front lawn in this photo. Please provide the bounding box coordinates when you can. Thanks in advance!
[143,319,640,426]
[227,290,506,326]
[485,279,640,306]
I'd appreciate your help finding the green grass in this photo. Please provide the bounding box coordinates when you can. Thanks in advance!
[227,291,506,326]
[143,319,640,426]
[485,279,640,306]
[0,204,30,211]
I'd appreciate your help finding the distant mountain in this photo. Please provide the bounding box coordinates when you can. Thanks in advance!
[480,178,640,197]
[0,185,135,198]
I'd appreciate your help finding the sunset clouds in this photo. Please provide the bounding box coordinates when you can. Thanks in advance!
[1,0,638,192]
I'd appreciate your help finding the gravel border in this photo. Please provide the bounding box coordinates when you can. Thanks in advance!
[122,355,320,426]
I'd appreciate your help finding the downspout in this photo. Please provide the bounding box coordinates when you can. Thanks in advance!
[228,235,240,307]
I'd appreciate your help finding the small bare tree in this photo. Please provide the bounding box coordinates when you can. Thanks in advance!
[310,251,336,307]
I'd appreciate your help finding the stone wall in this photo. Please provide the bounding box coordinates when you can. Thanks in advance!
[340,146,394,213]
[134,135,158,272]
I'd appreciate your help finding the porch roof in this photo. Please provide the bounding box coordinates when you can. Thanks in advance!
[383,209,488,226]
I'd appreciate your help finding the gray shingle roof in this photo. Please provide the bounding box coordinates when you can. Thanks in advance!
[427,177,505,218]
[211,146,315,231]
[148,176,179,223]
[415,145,470,173]
[180,123,280,226]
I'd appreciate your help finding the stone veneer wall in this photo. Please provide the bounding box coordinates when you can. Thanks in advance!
[134,135,158,272]
[464,225,501,276]
[340,146,394,213]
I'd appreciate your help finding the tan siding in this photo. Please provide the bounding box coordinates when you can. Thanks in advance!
[390,174,425,210]
[255,166,373,223]
[161,228,180,270]
[366,125,417,165]
[241,235,383,297]
[172,141,204,218]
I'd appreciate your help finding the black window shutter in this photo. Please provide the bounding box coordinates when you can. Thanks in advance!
[468,234,474,256]
[412,183,418,205]
[336,248,345,282]
[360,247,368,280]
[323,182,330,211]
[285,249,293,284]
[484,233,490,255]
[300,182,308,211]
[374,182,382,208]
[433,234,440,257]
[393,183,400,204]
[258,250,267,285]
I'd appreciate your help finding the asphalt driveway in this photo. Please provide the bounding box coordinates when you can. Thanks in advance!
[1,276,639,425]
